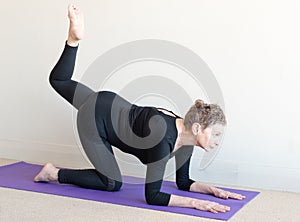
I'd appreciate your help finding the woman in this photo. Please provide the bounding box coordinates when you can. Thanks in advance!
[34,4,245,214]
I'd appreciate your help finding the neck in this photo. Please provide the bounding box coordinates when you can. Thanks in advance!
[174,119,196,151]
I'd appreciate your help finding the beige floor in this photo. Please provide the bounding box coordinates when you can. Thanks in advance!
[0,158,299,222]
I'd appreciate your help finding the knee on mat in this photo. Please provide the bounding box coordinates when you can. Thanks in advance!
[107,179,122,191]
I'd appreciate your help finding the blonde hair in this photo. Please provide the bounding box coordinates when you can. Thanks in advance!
[183,99,226,129]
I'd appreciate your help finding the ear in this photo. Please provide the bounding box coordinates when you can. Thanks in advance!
[191,123,201,135]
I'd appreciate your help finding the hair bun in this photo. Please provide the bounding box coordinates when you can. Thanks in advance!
[194,99,204,109]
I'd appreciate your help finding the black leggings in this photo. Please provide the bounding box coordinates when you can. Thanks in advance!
[49,43,122,191]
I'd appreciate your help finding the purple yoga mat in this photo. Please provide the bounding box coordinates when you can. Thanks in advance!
[0,162,259,220]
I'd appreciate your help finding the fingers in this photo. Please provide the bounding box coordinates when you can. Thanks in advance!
[213,188,246,200]
[212,204,230,213]
[218,191,229,199]
[194,200,230,214]
[227,192,246,200]
[212,188,229,199]
[206,203,230,214]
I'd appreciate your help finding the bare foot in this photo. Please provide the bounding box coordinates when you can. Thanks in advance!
[33,163,59,182]
[67,4,84,46]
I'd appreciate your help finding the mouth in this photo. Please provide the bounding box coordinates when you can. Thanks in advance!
[204,146,215,152]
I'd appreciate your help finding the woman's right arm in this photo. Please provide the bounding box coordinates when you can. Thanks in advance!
[169,195,230,214]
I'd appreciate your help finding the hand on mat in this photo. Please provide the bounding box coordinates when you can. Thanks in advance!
[192,199,230,214]
[211,187,246,200]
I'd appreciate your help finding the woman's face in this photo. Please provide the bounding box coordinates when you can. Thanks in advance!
[195,123,224,152]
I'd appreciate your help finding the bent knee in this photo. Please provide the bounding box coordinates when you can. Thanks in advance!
[107,178,122,191]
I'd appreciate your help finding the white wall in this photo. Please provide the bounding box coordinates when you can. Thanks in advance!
[0,0,299,192]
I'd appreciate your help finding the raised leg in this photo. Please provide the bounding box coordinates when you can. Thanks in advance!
[49,4,94,110]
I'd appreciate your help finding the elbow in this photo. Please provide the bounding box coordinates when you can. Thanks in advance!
[145,192,162,206]
[176,179,195,191]
[176,182,191,191]
[145,192,170,206]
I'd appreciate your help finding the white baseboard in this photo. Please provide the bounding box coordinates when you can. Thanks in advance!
[0,139,90,168]
[191,158,300,193]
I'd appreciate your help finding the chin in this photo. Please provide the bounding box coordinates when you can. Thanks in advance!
[198,145,209,152]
